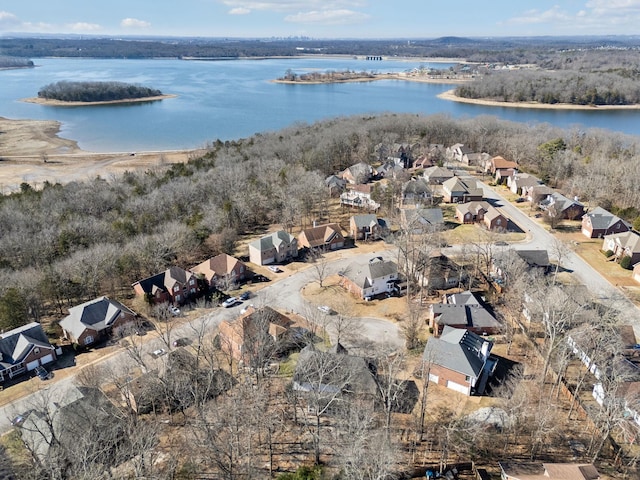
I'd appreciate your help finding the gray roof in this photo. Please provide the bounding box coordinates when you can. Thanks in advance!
[424,166,454,179]
[442,177,483,197]
[423,326,492,377]
[344,257,398,289]
[402,208,444,227]
[516,249,550,268]
[59,296,135,340]
[431,304,501,331]
[445,290,481,306]
[0,323,54,370]
[249,230,296,252]
[351,214,379,229]
[584,206,630,231]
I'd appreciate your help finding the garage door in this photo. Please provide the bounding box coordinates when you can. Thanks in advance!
[40,354,54,365]
[428,373,439,384]
[581,228,591,237]
[447,380,469,395]
[26,359,40,371]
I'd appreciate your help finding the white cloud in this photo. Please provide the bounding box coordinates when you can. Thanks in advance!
[229,7,251,15]
[69,22,102,32]
[507,6,571,25]
[285,9,370,25]
[221,1,367,13]
[0,10,20,30]
[120,18,151,29]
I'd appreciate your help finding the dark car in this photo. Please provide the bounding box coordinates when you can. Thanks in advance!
[172,337,190,347]
[239,291,251,301]
[35,365,51,381]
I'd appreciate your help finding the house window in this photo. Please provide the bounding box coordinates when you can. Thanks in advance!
[34,347,40,354]
[496,219,502,225]
[189,279,195,285]
[174,285,180,293]
[465,375,471,382]
[176,294,181,302]
[84,335,94,345]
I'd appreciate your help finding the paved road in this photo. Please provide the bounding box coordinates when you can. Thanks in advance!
[0,249,403,434]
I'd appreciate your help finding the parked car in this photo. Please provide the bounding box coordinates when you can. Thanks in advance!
[169,305,181,316]
[317,305,334,315]
[222,297,238,308]
[239,291,251,301]
[151,348,167,358]
[268,265,282,273]
[35,365,51,381]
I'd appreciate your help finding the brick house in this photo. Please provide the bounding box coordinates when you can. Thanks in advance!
[429,291,501,337]
[422,325,495,396]
[132,266,198,305]
[298,223,345,250]
[441,177,483,203]
[0,322,58,383]
[249,230,298,266]
[349,214,389,241]
[59,296,137,347]
[581,206,631,238]
[602,231,640,265]
[191,254,247,290]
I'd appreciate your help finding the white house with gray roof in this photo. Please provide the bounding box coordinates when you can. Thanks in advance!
[340,257,399,299]
[423,325,495,396]
[249,230,298,266]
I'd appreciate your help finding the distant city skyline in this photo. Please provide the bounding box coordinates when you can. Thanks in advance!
[2,1,640,39]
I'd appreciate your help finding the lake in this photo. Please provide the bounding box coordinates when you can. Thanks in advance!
[2,57,640,153]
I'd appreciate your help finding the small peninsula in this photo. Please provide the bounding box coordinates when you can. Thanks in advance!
[24,80,175,106]
[274,68,472,85]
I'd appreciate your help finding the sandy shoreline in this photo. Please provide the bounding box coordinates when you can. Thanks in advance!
[438,89,640,110]
[0,116,201,193]
[22,94,177,107]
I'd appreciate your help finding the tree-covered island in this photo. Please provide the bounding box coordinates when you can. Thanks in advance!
[26,80,174,106]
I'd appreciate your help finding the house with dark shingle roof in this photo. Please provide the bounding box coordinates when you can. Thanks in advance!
[422,325,495,396]
[340,162,374,185]
[59,296,137,347]
[340,257,399,299]
[539,192,585,220]
[423,166,454,185]
[298,223,345,251]
[249,230,298,266]
[132,266,198,305]
[0,322,57,383]
[400,207,444,234]
[603,230,640,265]
[349,214,389,241]
[429,291,501,336]
[581,206,631,238]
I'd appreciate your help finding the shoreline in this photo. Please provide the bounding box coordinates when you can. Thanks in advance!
[273,72,472,85]
[438,89,640,111]
[22,94,177,107]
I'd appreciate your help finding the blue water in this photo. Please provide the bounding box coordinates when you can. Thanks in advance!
[1,57,639,152]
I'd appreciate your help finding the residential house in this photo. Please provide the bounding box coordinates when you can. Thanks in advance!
[492,249,550,282]
[325,175,347,197]
[462,152,490,167]
[18,385,125,463]
[539,192,585,220]
[455,201,507,231]
[582,206,631,238]
[441,177,483,203]
[522,284,591,327]
[59,296,137,347]
[400,208,444,234]
[422,325,495,395]
[340,162,374,185]
[486,155,518,174]
[191,253,247,290]
[340,184,381,211]
[0,323,57,383]
[400,178,433,207]
[376,159,406,179]
[423,166,454,185]
[593,380,640,427]
[349,214,389,241]
[498,462,600,480]
[218,306,293,366]
[249,230,298,266]
[292,343,379,413]
[416,251,468,291]
[495,168,516,185]
[525,185,554,204]
[602,230,640,265]
[132,266,198,305]
[412,155,434,171]
[447,143,473,163]
[429,291,501,336]
[508,172,542,195]
[340,257,399,299]
[298,223,345,250]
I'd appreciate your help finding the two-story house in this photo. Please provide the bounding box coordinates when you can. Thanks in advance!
[132,266,198,305]
[249,230,298,266]
[340,257,399,299]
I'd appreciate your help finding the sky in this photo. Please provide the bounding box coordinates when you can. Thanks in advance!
[1,1,640,39]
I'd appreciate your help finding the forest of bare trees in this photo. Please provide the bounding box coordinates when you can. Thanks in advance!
[37,81,163,102]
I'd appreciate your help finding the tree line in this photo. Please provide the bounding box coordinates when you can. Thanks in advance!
[37,81,163,102]
[0,56,33,68]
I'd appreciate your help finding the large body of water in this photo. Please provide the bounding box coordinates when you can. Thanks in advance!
[2,57,640,152]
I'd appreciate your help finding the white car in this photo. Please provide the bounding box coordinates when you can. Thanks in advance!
[222,297,238,308]
[151,348,166,357]
[169,305,181,316]
[267,265,281,273]
[318,305,333,314]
